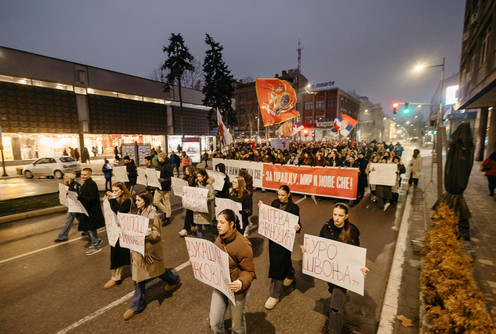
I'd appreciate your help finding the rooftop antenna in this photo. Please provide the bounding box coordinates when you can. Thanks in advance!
[297,39,303,73]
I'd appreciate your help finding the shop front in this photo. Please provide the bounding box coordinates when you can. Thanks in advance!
[167,135,216,161]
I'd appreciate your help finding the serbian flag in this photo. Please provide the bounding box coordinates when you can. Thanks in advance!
[334,114,357,137]
[293,123,304,135]
[256,78,299,126]
[217,109,233,152]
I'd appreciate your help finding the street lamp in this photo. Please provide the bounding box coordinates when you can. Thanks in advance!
[255,116,260,143]
[414,57,445,200]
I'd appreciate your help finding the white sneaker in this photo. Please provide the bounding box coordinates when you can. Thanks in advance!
[264,297,279,310]
[384,203,390,211]
[178,229,187,237]
[86,246,102,256]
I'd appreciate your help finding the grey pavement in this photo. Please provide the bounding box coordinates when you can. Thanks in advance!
[390,151,496,333]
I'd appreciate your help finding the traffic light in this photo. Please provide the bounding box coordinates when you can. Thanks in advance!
[393,103,398,114]
[403,102,411,114]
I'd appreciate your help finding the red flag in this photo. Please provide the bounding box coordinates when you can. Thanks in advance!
[256,78,299,126]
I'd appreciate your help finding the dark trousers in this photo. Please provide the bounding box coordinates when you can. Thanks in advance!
[328,286,347,334]
[105,178,112,191]
[130,269,179,311]
[487,175,496,195]
[183,209,195,233]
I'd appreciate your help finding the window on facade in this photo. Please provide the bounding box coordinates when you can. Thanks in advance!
[327,100,337,108]
[315,101,324,109]
[304,102,313,110]
[480,27,491,65]
[304,115,313,123]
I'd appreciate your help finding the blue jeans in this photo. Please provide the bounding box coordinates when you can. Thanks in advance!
[130,269,179,311]
[85,229,99,247]
[57,212,81,240]
[209,289,248,334]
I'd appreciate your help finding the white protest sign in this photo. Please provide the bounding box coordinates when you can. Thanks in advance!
[302,234,367,296]
[212,158,263,188]
[113,166,129,182]
[103,199,120,247]
[137,168,147,186]
[215,198,243,228]
[146,169,162,190]
[184,237,235,304]
[368,163,397,186]
[207,170,226,191]
[117,213,148,256]
[171,177,189,197]
[58,183,88,216]
[182,186,209,213]
[258,203,298,252]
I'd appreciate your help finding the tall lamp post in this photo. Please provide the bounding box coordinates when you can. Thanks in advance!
[255,116,260,143]
[414,57,445,200]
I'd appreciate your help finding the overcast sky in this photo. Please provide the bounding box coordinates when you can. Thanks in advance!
[0,0,465,117]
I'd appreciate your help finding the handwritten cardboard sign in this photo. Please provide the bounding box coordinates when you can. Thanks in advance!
[137,168,147,186]
[113,166,129,183]
[171,177,189,197]
[258,203,298,252]
[117,213,148,256]
[146,169,162,190]
[182,186,209,213]
[207,170,226,191]
[368,163,397,186]
[185,237,235,304]
[215,198,243,228]
[212,158,263,188]
[58,183,88,216]
[302,234,367,295]
[102,199,120,247]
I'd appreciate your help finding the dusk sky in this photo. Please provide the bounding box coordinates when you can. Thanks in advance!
[1,0,465,118]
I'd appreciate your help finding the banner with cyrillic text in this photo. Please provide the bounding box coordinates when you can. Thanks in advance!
[182,186,209,213]
[113,166,129,183]
[215,198,243,228]
[258,203,298,251]
[212,158,263,188]
[117,213,148,256]
[58,183,88,216]
[262,164,358,200]
[103,199,120,247]
[185,237,235,304]
[302,234,366,295]
[171,177,189,197]
[367,163,397,186]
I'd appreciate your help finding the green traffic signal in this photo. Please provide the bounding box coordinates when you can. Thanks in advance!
[403,102,410,114]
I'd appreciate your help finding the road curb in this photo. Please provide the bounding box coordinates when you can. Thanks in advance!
[0,205,67,224]
[376,185,413,333]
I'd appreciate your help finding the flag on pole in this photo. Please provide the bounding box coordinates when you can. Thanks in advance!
[276,120,294,137]
[334,114,357,137]
[256,78,299,126]
[293,123,304,135]
[217,109,233,152]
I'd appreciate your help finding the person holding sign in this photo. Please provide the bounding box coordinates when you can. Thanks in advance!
[178,165,197,236]
[54,173,82,242]
[103,182,132,289]
[123,191,181,321]
[194,169,216,242]
[154,152,173,226]
[258,185,301,310]
[303,203,369,334]
[210,209,255,334]
[229,176,252,236]
[124,156,138,194]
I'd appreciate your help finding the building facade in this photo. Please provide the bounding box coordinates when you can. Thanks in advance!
[0,46,213,164]
[456,0,496,160]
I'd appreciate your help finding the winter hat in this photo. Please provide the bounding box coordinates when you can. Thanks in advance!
[65,172,76,179]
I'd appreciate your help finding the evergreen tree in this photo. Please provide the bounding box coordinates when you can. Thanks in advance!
[202,33,236,129]
[162,33,194,135]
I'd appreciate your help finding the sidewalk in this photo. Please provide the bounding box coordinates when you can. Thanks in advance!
[392,155,496,332]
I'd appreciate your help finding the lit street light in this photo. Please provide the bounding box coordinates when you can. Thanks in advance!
[414,57,445,200]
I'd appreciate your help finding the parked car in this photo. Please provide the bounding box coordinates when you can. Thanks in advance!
[23,156,82,179]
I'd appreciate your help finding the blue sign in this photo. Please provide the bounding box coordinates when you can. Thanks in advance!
[314,81,335,89]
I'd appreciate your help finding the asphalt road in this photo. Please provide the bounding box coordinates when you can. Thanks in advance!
[0,184,403,333]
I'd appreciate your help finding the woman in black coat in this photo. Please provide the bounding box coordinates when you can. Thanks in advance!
[229,176,252,236]
[103,182,132,289]
[258,185,301,310]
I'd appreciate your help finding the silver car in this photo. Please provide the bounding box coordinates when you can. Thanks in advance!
[23,156,82,179]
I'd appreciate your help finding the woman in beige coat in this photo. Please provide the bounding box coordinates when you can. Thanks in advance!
[408,149,422,188]
[193,168,216,242]
[123,191,181,321]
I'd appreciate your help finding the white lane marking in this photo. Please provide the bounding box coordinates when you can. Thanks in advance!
[56,260,191,334]
[295,196,306,204]
[0,207,183,265]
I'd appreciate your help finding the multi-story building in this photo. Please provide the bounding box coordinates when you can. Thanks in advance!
[456,0,496,159]
[347,92,385,142]
[0,46,213,164]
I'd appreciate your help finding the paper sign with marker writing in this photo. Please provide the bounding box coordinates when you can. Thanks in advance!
[113,166,129,182]
[215,198,243,228]
[103,199,120,247]
[185,237,235,304]
[258,203,298,252]
[171,177,189,197]
[302,234,366,295]
[58,183,88,216]
[182,186,209,213]
[117,213,148,256]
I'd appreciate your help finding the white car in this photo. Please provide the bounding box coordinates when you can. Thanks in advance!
[23,156,82,179]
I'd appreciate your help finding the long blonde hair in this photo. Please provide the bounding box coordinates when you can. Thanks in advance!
[230,176,247,199]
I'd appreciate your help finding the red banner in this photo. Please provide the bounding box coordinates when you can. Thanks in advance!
[256,78,299,126]
[262,165,358,200]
